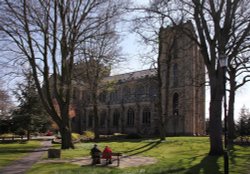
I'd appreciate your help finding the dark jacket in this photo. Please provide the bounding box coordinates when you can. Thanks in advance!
[91,146,101,158]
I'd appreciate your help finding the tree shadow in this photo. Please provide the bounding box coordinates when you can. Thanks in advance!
[228,145,237,167]
[86,134,161,143]
[185,155,222,174]
[121,140,161,157]
[228,144,250,173]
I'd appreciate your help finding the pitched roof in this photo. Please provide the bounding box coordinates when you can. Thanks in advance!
[103,69,157,82]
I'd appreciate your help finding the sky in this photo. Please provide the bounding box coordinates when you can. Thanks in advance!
[2,0,249,120]
[114,0,250,121]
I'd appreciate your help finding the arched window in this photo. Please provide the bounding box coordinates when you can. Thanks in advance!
[113,110,120,127]
[123,86,131,99]
[142,107,151,125]
[100,111,106,128]
[99,91,106,103]
[110,90,119,102]
[173,93,179,116]
[149,84,158,97]
[172,40,178,59]
[173,64,178,87]
[127,108,135,126]
[135,85,145,96]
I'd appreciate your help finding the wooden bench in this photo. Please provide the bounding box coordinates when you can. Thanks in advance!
[92,152,122,166]
[111,152,122,166]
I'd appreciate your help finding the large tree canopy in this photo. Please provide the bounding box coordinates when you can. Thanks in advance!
[0,0,128,149]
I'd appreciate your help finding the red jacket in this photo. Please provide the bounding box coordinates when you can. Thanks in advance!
[102,147,112,159]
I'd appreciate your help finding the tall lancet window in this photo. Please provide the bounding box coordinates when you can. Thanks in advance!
[127,108,135,127]
[113,110,120,127]
[173,93,179,116]
[173,63,178,87]
[142,107,151,125]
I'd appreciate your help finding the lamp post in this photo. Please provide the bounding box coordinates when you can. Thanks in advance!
[219,54,229,174]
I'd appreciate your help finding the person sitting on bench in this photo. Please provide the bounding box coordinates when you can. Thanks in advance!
[102,146,112,165]
[91,144,101,165]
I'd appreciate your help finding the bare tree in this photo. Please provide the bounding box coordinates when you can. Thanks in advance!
[132,0,250,156]
[131,1,181,140]
[132,1,203,140]
[227,55,250,142]
[188,0,250,155]
[151,0,250,155]
[74,1,125,139]
[0,83,12,118]
[0,0,128,149]
[73,23,122,139]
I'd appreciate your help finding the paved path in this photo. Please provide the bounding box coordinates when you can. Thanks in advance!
[0,141,51,174]
[0,140,157,173]
[39,155,157,169]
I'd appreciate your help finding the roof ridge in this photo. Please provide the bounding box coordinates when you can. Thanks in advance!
[110,68,156,77]
[103,68,157,82]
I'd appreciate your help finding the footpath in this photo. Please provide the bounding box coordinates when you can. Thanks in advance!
[0,140,51,174]
[0,140,158,173]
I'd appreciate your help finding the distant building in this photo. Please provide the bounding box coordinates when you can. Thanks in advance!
[71,22,205,136]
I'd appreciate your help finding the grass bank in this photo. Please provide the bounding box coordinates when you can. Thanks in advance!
[27,137,250,174]
[0,140,41,169]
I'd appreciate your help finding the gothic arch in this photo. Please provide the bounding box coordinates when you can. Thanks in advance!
[127,108,135,126]
[173,93,179,116]
[113,109,120,127]
[173,63,178,87]
[142,107,151,125]
[100,110,106,128]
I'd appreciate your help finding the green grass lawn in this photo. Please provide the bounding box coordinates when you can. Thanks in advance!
[0,140,41,169]
[26,137,250,174]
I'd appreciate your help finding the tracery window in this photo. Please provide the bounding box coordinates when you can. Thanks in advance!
[127,108,135,126]
[99,91,106,103]
[110,90,119,102]
[142,107,151,125]
[173,64,178,87]
[113,110,120,127]
[135,85,145,96]
[123,86,131,99]
[100,111,106,128]
[173,93,179,116]
[149,83,158,97]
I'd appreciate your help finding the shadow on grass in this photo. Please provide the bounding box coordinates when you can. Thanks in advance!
[86,134,160,143]
[0,149,34,154]
[122,140,161,157]
[228,144,250,173]
[185,155,222,174]
[0,143,50,154]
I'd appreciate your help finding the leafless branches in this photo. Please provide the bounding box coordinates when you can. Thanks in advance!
[0,0,129,148]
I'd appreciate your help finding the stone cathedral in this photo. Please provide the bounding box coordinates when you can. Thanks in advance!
[71,22,205,136]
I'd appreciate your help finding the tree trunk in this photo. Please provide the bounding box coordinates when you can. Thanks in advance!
[93,93,100,139]
[157,27,166,141]
[27,130,30,141]
[60,126,74,149]
[228,79,236,144]
[208,84,224,155]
